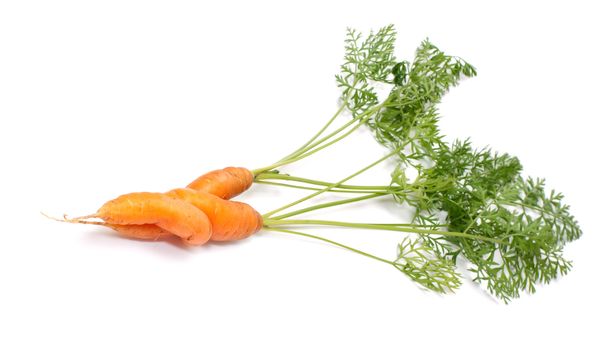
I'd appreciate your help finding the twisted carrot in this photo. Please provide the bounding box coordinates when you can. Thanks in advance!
[166,188,263,241]
[50,167,262,246]
[96,192,213,245]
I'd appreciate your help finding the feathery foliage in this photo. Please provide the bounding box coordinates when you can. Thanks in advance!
[259,25,582,303]
[395,140,582,301]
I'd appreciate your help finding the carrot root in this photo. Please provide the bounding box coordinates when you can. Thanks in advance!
[46,166,262,246]
[187,167,254,199]
[42,212,104,225]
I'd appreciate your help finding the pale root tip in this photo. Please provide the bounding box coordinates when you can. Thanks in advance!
[41,212,105,226]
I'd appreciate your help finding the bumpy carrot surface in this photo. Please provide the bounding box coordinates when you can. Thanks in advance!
[53,167,262,245]
[108,224,171,240]
[166,188,263,242]
[187,167,253,199]
[96,192,213,245]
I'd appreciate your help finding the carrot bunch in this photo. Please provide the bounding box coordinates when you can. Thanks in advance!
[48,25,583,302]
[57,167,262,245]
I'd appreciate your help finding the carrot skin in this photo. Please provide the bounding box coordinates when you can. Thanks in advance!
[108,224,171,240]
[96,192,213,245]
[166,188,263,242]
[187,167,253,199]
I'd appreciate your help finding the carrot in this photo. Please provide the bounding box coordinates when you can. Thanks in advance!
[48,166,259,245]
[51,188,263,245]
[108,224,171,241]
[95,192,213,245]
[187,167,253,199]
[166,188,263,241]
[47,25,584,303]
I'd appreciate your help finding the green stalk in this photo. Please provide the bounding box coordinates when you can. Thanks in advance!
[265,227,397,266]
[252,104,382,176]
[262,147,402,219]
[287,117,366,162]
[254,180,389,194]
[271,193,387,220]
[252,117,363,176]
[264,218,504,244]
[255,173,398,192]
[278,102,348,162]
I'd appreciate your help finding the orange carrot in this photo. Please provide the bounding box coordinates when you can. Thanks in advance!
[108,224,171,241]
[54,189,263,245]
[95,192,213,245]
[187,167,253,199]
[166,188,263,242]
[49,167,262,245]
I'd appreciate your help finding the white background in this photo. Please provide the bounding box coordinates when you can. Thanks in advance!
[1,1,606,349]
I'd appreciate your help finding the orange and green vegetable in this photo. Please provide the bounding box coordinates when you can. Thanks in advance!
[51,25,582,302]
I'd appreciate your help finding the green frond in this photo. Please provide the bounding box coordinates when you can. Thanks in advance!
[337,25,397,116]
[406,141,582,302]
[394,236,462,293]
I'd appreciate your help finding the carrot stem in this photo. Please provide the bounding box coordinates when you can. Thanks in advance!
[252,105,381,176]
[255,180,390,194]
[277,101,348,162]
[264,218,504,244]
[262,147,403,219]
[265,227,398,266]
[255,172,398,191]
[270,193,387,220]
